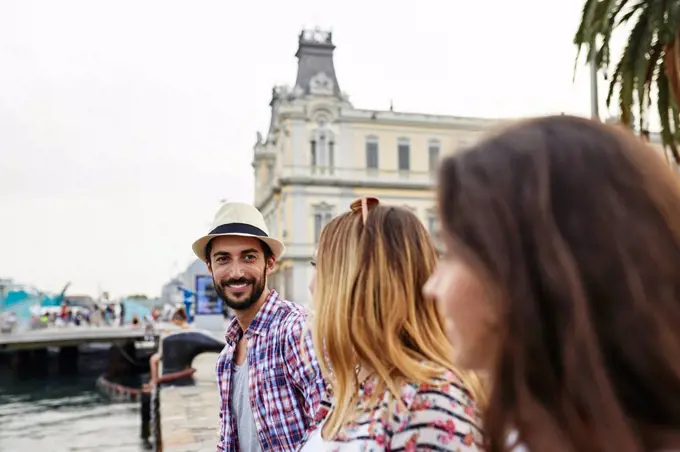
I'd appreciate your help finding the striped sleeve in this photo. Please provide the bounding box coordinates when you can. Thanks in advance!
[283,311,327,428]
[390,383,483,451]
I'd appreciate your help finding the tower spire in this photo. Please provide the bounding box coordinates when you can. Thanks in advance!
[294,28,342,98]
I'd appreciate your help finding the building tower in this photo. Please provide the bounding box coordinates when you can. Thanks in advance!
[253,29,504,304]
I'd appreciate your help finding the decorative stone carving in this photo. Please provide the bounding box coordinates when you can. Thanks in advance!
[310,72,334,95]
[273,85,296,104]
[301,29,332,45]
[316,115,329,127]
[314,201,334,211]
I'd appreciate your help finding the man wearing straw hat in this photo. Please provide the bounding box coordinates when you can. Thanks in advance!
[192,202,326,452]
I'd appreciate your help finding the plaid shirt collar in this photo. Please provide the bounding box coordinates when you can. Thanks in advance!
[224,289,281,345]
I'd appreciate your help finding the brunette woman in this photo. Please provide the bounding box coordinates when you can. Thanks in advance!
[425,115,680,452]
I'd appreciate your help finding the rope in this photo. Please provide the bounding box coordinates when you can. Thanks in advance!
[113,342,148,368]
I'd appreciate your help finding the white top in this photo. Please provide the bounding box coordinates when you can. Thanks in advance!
[232,363,261,452]
[298,423,324,452]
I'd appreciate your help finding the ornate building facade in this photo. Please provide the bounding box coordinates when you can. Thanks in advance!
[252,29,511,305]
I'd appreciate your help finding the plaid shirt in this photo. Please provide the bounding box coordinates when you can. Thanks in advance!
[215,290,326,452]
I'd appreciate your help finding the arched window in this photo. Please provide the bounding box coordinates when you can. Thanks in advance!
[313,202,334,242]
[310,117,335,174]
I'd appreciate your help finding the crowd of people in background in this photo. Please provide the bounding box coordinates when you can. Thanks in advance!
[24,300,168,330]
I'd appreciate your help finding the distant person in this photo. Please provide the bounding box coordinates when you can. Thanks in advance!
[91,304,102,327]
[171,306,189,327]
[119,302,126,326]
[144,306,190,388]
[192,202,326,451]
[105,304,114,325]
[5,312,16,329]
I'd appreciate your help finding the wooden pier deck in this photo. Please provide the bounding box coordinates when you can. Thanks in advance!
[160,352,220,452]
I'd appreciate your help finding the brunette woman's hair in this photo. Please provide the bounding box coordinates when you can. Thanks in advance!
[437,115,680,452]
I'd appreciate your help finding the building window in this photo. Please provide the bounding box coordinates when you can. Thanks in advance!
[311,126,335,173]
[428,139,440,172]
[313,212,333,243]
[310,140,317,167]
[427,215,440,236]
[313,203,334,243]
[318,132,327,167]
[398,138,410,171]
[328,139,335,174]
[366,136,379,170]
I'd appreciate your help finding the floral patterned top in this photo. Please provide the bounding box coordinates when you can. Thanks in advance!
[298,369,483,451]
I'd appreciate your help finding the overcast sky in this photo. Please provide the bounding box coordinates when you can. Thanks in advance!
[0,0,623,298]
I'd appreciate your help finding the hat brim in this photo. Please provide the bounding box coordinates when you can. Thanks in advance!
[192,233,285,263]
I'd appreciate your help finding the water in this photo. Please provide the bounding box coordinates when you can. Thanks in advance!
[0,348,149,452]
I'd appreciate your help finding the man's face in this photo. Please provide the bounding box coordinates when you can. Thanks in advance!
[207,236,273,311]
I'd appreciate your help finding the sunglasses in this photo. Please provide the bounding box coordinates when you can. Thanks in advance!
[349,196,380,225]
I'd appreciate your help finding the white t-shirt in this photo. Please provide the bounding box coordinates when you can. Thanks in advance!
[298,423,324,452]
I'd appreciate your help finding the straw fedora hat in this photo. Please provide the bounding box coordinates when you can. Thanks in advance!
[192,202,285,263]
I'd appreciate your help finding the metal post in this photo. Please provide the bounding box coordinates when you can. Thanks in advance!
[151,384,162,452]
[590,40,600,120]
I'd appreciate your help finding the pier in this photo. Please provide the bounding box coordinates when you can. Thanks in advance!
[159,352,220,452]
[0,325,156,351]
[0,325,159,378]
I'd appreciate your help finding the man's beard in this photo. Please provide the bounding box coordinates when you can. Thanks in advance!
[214,267,266,312]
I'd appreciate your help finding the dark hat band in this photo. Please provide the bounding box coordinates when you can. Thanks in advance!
[208,223,268,237]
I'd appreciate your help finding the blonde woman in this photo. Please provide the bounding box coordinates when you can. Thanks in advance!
[300,197,485,451]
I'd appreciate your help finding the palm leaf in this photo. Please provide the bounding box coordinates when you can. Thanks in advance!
[657,60,680,161]
[600,0,633,68]
[573,0,601,80]
[618,7,650,126]
[666,31,680,104]
[575,0,680,163]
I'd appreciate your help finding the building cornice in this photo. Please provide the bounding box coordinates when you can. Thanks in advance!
[338,108,510,130]
[278,177,434,191]
[255,178,435,211]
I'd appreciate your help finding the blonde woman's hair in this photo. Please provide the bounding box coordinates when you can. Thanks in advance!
[312,204,486,439]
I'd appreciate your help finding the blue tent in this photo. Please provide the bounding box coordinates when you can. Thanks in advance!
[1,283,69,325]
[120,299,152,323]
